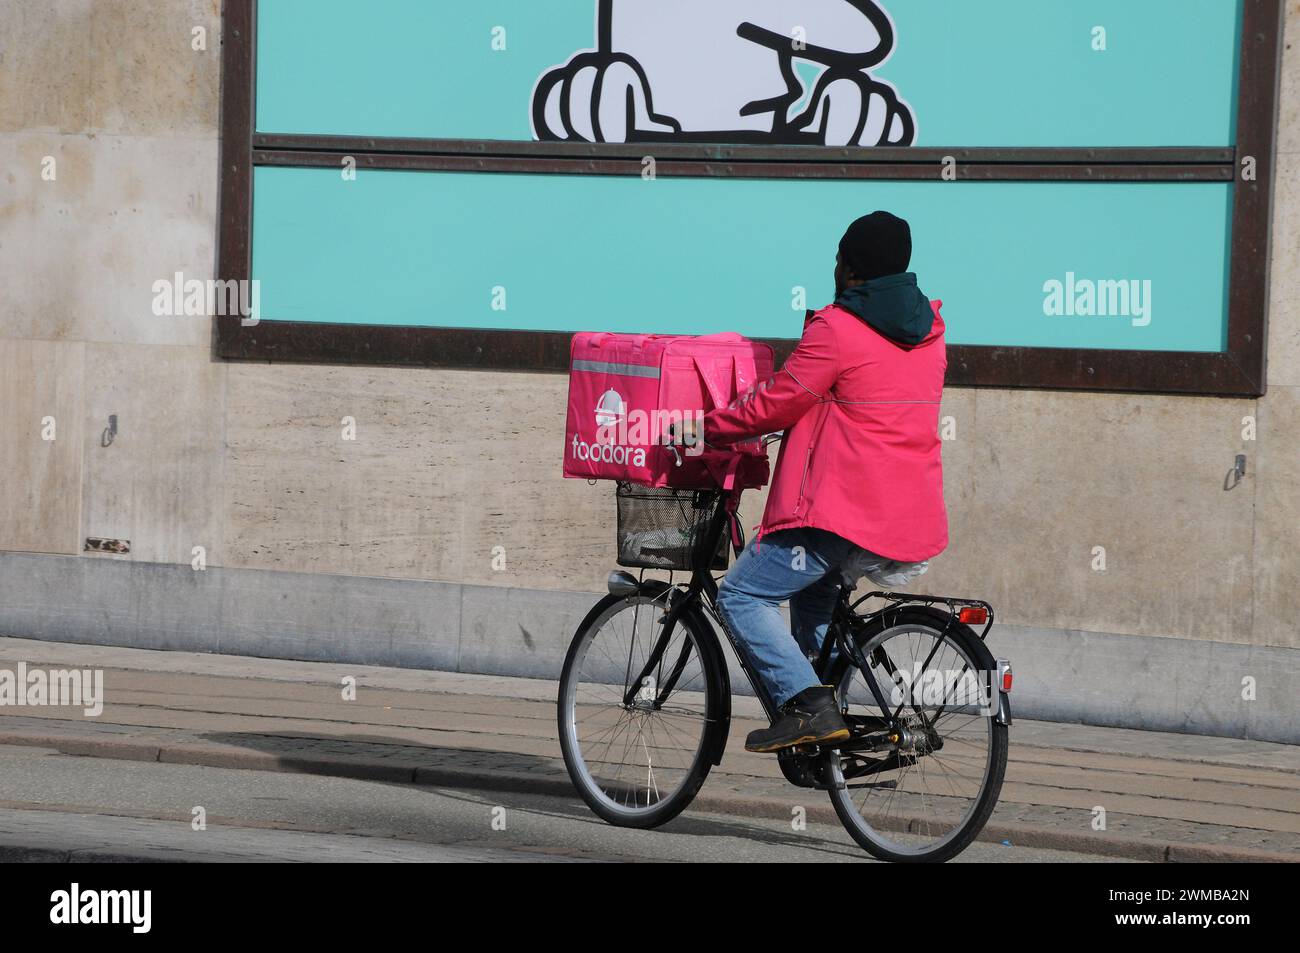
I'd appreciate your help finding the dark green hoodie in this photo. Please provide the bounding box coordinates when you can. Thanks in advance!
[835,272,934,347]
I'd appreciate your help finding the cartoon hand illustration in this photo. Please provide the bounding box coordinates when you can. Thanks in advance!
[532,52,682,143]
[795,69,915,146]
[532,1,917,147]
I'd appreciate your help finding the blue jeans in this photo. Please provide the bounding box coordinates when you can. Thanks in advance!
[716,527,858,708]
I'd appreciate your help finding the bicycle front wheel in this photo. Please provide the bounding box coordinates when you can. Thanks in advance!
[557,583,726,829]
[825,607,1008,863]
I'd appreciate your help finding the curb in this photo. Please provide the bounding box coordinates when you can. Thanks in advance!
[1,729,1294,864]
[0,844,176,864]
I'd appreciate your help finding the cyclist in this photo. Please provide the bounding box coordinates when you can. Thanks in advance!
[677,211,948,752]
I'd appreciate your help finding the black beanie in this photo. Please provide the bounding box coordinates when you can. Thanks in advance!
[838,211,912,282]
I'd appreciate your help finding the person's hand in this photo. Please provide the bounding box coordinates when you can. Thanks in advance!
[666,417,701,448]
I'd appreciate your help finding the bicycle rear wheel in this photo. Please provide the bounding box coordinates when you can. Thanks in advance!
[824,607,1007,863]
[558,583,727,829]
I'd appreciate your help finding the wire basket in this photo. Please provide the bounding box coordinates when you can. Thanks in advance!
[615,482,727,571]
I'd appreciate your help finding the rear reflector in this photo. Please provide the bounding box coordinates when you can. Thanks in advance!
[958,606,988,625]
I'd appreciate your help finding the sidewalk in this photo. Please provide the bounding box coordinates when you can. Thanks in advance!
[0,636,1296,862]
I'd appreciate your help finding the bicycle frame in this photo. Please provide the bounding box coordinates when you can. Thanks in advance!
[617,488,1011,749]
[617,488,785,718]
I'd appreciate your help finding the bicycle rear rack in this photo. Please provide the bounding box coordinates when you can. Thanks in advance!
[849,590,996,642]
[844,589,1012,728]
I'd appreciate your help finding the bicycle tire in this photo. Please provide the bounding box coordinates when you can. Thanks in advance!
[557,581,729,829]
[824,605,1008,863]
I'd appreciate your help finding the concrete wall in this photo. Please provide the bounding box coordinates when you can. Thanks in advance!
[1,0,1297,740]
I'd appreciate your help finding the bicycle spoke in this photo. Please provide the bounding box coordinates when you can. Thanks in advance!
[830,618,1003,859]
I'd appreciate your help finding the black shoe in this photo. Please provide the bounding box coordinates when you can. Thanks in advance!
[745,685,850,753]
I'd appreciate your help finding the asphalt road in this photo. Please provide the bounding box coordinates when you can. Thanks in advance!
[0,744,1137,863]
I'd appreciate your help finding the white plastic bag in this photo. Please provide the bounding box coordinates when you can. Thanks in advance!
[838,546,930,590]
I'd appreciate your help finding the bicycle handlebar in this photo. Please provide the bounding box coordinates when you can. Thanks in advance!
[663,429,783,467]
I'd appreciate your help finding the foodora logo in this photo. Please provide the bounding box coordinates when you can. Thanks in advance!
[594,389,626,429]
[570,390,704,466]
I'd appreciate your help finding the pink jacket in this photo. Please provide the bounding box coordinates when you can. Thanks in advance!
[704,302,948,563]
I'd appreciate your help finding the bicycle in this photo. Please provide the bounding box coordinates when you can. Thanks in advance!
[557,439,1012,863]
